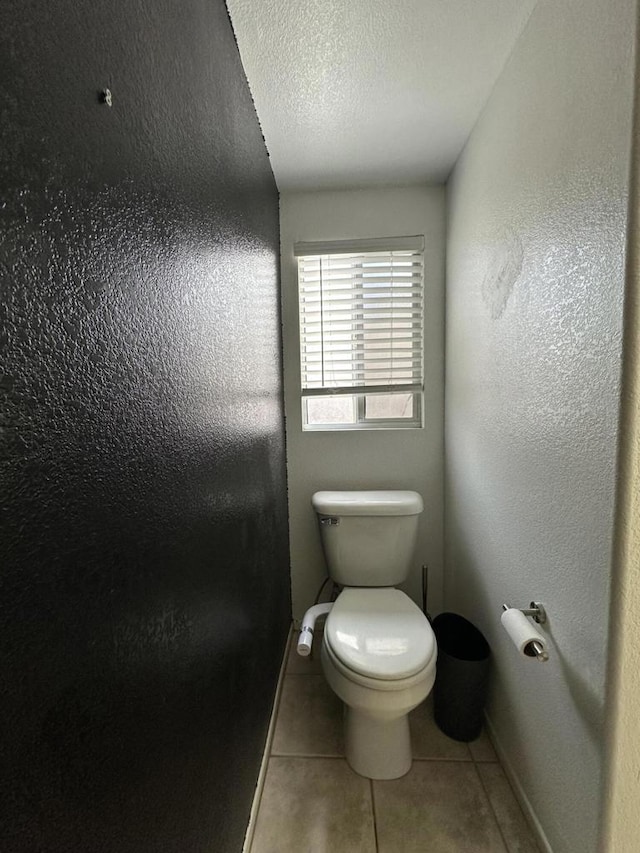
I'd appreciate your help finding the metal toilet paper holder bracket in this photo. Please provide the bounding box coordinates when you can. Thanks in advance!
[502,601,547,625]
[502,602,549,662]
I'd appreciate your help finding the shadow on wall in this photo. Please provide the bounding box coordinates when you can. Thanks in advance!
[448,521,604,747]
[554,648,604,745]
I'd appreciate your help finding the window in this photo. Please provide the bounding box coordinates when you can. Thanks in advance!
[296,236,424,430]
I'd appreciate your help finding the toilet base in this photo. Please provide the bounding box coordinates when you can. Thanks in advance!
[344,707,412,780]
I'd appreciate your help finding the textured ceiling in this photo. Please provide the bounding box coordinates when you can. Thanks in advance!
[226,0,539,190]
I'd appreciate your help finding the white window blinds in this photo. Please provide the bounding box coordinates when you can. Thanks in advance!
[296,237,424,399]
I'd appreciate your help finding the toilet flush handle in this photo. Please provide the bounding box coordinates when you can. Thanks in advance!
[297,602,333,657]
[319,516,339,526]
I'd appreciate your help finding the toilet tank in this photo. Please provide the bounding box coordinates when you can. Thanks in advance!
[311,490,423,587]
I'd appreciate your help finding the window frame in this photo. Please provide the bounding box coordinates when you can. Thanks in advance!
[301,390,423,431]
[295,236,425,432]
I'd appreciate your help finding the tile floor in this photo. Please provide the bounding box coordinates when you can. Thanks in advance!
[250,631,541,853]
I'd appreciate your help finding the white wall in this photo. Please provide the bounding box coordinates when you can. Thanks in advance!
[280,186,445,621]
[444,0,636,851]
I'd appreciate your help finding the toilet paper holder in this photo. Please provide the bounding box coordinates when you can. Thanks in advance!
[502,601,547,625]
[502,602,548,661]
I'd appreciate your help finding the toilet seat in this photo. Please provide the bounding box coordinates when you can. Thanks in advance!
[325,588,436,683]
[323,635,436,693]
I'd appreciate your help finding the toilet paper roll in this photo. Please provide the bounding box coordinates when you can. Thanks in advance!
[297,627,313,657]
[501,608,549,659]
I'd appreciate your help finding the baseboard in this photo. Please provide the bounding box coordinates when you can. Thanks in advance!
[242,623,292,853]
[485,714,554,853]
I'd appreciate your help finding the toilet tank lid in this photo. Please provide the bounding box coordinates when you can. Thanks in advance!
[312,490,423,517]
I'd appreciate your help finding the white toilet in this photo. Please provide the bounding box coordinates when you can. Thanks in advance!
[312,489,437,780]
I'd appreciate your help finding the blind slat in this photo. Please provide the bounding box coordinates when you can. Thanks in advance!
[302,383,423,398]
[302,354,422,363]
[294,236,424,256]
[301,318,422,329]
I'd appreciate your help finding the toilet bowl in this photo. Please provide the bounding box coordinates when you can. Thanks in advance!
[320,587,437,779]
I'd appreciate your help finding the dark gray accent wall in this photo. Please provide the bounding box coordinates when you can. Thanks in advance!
[0,2,290,851]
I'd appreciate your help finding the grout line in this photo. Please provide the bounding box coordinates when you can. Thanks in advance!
[473,760,511,853]
[269,751,490,763]
[413,755,474,762]
[270,752,346,759]
[281,671,325,679]
[370,778,380,853]
[269,752,482,762]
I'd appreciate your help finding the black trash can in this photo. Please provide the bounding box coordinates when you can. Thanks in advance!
[433,613,491,742]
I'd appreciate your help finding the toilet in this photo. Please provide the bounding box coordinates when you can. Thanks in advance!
[312,489,437,780]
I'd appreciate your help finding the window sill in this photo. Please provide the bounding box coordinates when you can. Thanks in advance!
[302,421,424,432]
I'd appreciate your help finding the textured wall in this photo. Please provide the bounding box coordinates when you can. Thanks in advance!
[445,0,636,850]
[280,187,445,621]
[0,2,290,851]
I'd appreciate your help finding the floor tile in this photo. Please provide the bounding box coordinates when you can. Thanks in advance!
[373,761,507,853]
[478,763,541,853]
[468,728,498,762]
[272,673,344,756]
[251,757,376,853]
[285,629,324,674]
[410,696,472,761]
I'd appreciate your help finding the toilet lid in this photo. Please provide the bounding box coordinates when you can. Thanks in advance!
[326,589,435,680]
